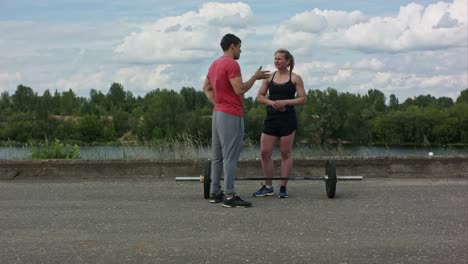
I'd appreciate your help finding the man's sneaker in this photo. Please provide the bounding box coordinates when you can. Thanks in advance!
[278,186,288,198]
[252,185,274,197]
[209,191,225,203]
[222,194,252,208]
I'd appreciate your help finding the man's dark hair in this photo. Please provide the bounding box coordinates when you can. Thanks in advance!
[220,33,241,51]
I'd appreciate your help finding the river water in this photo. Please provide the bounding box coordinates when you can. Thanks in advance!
[1,145,467,160]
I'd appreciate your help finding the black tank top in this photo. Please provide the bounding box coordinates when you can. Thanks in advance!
[266,71,296,115]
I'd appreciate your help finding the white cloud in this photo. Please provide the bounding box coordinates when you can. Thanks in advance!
[55,71,107,95]
[0,1,465,102]
[295,58,467,99]
[114,65,172,92]
[0,72,22,93]
[343,58,385,71]
[295,61,338,77]
[265,0,467,101]
[367,71,467,100]
[274,0,467,53]
[145,66,172,89]
[285,10,329,33]
[273,8,367,48]
[52,64,190,96]
[114,2,254,63]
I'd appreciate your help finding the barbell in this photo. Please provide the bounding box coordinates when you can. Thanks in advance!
[175,159,363,199]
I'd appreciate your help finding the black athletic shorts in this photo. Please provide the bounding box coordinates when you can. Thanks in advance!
[262,113,297,137]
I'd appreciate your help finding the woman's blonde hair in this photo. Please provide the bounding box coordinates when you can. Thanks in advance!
[275,48,294,72]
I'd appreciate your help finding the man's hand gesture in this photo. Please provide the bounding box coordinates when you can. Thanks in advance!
[254,66,270,80]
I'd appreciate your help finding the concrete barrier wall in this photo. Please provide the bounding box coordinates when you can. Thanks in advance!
[0,156,467,181]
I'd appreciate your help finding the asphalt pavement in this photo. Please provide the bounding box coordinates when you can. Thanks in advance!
[0,178,467,264]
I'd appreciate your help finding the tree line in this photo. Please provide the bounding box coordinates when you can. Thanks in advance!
[1,83,467,146]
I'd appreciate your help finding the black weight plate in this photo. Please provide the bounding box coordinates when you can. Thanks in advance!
[203,160,212,199]
[325,160,337,198]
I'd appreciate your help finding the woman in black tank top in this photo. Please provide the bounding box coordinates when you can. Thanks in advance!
[252,49,307,198]
[266,71,297,115]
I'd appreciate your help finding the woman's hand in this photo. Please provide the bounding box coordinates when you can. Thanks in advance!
[272,100,288,111]
[269,100,287,112]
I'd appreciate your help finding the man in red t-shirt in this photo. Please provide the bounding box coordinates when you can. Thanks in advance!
[203,33,270,208]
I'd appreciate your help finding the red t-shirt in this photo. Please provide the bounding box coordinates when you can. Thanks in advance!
[207,56,243,116]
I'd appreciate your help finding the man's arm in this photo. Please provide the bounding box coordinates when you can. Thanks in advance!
[230,66,270,95]
[203,78,215,104]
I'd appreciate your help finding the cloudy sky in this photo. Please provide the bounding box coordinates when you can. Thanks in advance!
[0,0,466,101]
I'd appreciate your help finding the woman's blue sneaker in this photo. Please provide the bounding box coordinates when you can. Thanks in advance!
[252,185,274,197]
[279,186,288,198]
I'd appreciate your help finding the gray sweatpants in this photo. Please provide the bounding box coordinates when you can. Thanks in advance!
[211,111,244,196]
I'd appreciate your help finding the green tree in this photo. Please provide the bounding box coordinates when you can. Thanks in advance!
[123,90,137,112]
[129,106,145,141]
[389,94,399,110]
[432,116,459,143]
[60,89,80,115]
[12,85,36,112]
[90,89,106,106]
[243,97,256,113]
[78,115,102,143]
[50,89,61,115]
[143,89,185,140]
[180,87,198,111]
[55,120,81,141]
[2,113,37,142]
[88,89,107,116]
[101,118,116,142]
[300,88,343,144]
[0,91,11,110]
[401,97,414,109]
[456,89,468,104]
[113,110,130,137]
[35,90,52,120]
[371,111,405,144]
[244,105,266,141]
[337,92,368,143]
[436,97,454,108]
[184,108,212,143]
[450,103,468,143]
[107,82,126,109]
[412,94,437,108]
[180,87,210,113]
[364,89,386,113]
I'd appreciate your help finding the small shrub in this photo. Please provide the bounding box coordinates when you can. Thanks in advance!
[30,139,81,159]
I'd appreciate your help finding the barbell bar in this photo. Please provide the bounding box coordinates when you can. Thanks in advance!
[175,175,363,181]
[175,159,363,199]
